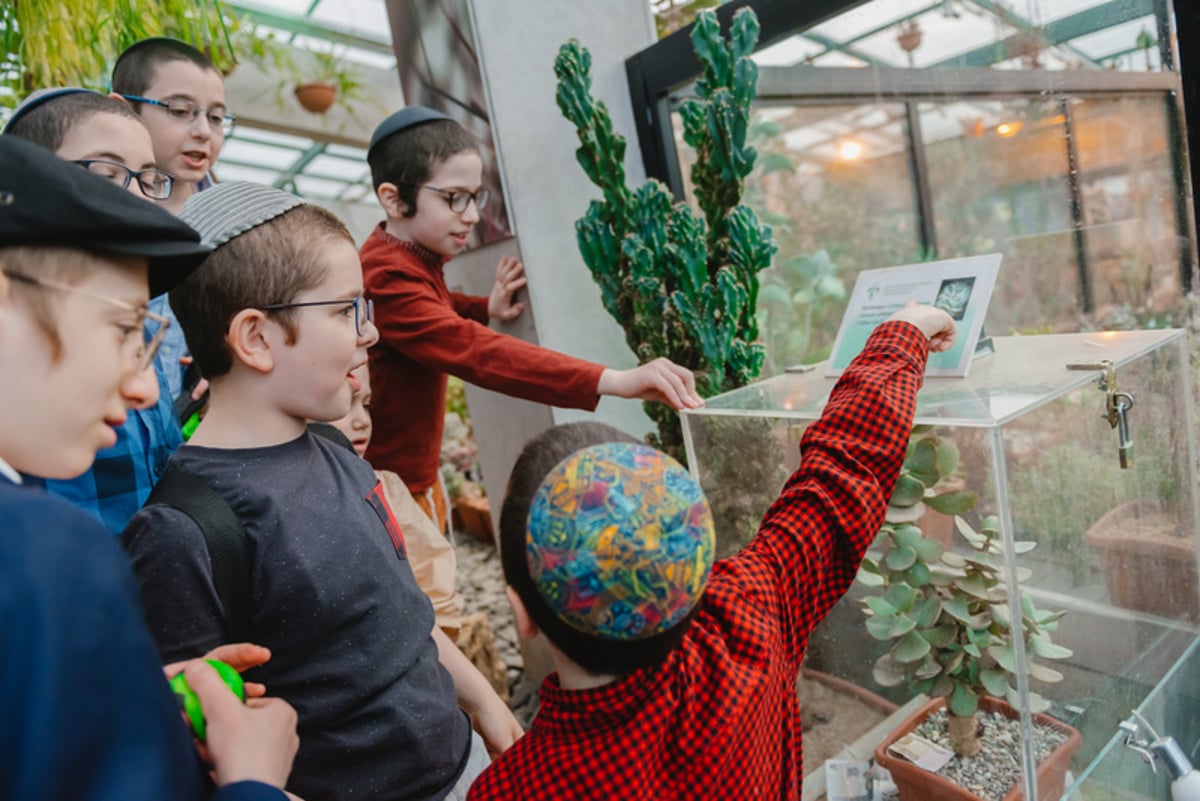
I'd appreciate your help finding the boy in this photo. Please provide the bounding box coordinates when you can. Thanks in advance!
[469,304,957,800]
[123,182,522,801]
[112,37,230,216]
[5,87,185,532]
[362,106,703,532]
[330,363,465,637]
[0,135,298,801]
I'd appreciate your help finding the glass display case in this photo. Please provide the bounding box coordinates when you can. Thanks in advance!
[681,329,1200,800]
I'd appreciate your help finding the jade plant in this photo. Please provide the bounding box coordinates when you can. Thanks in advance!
[887,426,976,526]
[858,510,1073,757]
[554,7,776,458]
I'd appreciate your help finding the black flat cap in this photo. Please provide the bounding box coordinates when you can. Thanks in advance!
[368,106,453,156]
[0,136,211,297]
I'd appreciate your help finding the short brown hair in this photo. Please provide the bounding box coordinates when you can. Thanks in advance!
[0,246,118,358]
[169,204,352,377]
[366,119,479,217]
[6,94,142,154]
[111,38,218,97]
[500,422,697,676]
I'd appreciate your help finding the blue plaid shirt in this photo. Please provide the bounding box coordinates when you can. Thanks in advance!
[27,297,185,534]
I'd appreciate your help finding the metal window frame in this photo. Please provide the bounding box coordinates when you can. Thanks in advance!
[626,2,1197,298]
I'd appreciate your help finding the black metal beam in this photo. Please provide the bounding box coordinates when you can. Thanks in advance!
[1173,0,1200,283]
[625,0,871,188]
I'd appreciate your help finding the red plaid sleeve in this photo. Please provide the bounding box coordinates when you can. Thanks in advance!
[730,319,928,661]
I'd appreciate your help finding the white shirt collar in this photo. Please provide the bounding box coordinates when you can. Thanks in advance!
[0,456,22,485]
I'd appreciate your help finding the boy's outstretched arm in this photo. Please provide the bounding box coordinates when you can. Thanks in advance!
[743,305,955,661]
[597,358,705,410]
[431,626,524,757]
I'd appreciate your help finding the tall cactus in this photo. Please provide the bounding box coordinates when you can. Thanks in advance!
[555,7,776,458]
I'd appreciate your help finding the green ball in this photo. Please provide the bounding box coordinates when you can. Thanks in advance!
[169,659,245,741]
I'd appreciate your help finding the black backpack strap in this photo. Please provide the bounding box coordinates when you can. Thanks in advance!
[138,467,252,643]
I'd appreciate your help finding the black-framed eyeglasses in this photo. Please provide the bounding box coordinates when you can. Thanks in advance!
[1,270,169,372]
[120,94,236,136]
[74,159,173,201]
[401,183,489,214]
[259,295,374,337]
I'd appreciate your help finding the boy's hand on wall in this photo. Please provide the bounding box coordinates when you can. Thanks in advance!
[887,303,957,352]
[488,256,527,321]
[598,358,705,410]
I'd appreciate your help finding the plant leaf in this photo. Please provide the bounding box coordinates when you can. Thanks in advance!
[872,654,908,687]
[980,668,1009,697]
[884,583,918,613]
[867,614,917,640]
[954,573,989,599]
[1027,661,1064,683]
[886,545,917,571]
[915,655,943,679]
[949,682,979,716]
[894,631,932,664]
[988,642,1017,673]
[925,491,977,516]
[913,537,945,563]
[864,596,898,618]
[1030,634,1073,660]
[911,595,941,627]
[943,595,972,623]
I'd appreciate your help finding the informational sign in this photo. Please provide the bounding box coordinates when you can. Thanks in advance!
[826,254,1001,377]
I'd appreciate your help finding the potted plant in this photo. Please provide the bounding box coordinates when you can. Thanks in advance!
[289,50,349,113]
[896,19,923,65]
[887,426,976,547]
[858,515,1081,800]
[1083,498,1198,621]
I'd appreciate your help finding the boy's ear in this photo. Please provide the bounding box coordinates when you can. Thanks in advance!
[376,182,408,217]
[109,91,131,106]
[226,308,275,374]
[506,586,539,641]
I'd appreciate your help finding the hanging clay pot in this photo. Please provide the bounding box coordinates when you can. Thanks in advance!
[897,21,923,54]
[293,81,337,114]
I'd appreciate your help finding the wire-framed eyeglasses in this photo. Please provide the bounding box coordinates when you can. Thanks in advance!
[120,94,236,136]
[259,295,375,337]
[1,270,170,372]
[74,159,173,201]
[401,183,490,214]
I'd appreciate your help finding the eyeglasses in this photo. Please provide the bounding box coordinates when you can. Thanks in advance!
[401,183,490,214]
[1,270,170,373]
[121,94,236,136]
[259,295,375,337]
[74,159,173,201]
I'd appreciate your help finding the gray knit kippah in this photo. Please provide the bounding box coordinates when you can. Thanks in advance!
[179,181,305,248]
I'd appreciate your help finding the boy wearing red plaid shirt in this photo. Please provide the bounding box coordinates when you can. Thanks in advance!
[469,304,955,800]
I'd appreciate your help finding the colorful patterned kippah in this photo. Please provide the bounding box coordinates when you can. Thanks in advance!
[526,442,716,641]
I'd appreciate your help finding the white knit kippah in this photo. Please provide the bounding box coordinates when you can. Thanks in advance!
[179,181,305,248]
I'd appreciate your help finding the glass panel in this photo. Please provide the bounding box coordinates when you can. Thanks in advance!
[1072,95,1188,328]
[919,98,1082,334]
[681,329,1200,800]
[673,102,922,373]
[797,0,1171,73]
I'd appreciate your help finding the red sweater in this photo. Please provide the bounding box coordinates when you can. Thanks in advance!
[360,225,605,491]
[468,322,929,801]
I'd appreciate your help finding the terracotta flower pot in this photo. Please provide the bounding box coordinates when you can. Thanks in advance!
[452,495,494,544]
[875,696,1081,801]
[1083,498,1199,621]
[293,81,337,114]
